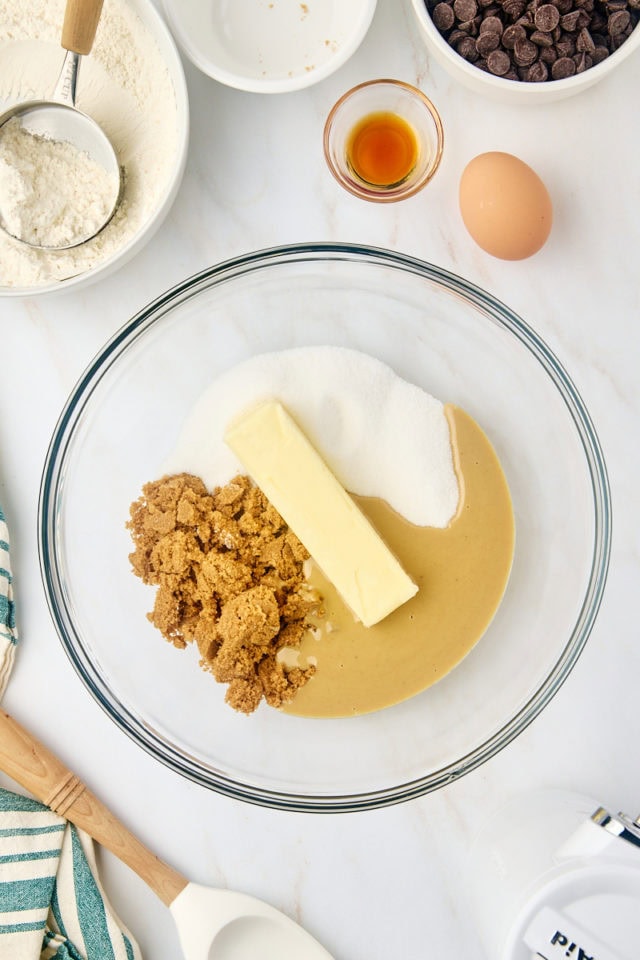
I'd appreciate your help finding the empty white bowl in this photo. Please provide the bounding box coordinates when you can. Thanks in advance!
[162,0,378,93]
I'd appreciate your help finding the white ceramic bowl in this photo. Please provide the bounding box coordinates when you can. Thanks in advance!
[0,0,189,297]
[409,0,640,103]
[161,0,378,93]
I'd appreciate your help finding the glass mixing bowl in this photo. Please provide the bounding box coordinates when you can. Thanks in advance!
[39,243,610,812]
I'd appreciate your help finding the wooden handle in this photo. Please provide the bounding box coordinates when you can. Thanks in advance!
[61,0,105,55]
[0,710,188,907]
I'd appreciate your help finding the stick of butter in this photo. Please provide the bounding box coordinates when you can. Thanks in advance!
[224,400,418,627]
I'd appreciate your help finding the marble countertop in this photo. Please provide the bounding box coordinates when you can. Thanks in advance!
[1,0,639,957]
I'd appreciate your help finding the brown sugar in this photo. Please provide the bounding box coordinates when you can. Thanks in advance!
[127,473,321,713]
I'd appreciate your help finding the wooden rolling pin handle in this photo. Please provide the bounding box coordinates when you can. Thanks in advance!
[61,0,105,56]
[0,710,188,907]
[46,771,87,818]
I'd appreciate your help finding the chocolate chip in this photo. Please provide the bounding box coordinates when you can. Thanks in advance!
[502,0,527,19]
[552,0,573,13]
[534,3,561,28]
[573,49,593,68]
[576,25,596,48]
[555,34,577,54]
[540,43,559,59]
[517,11,536,27]
[527,59,550,77]
[514,36,539,61]
[590,43,610,60]
[501,22,527,44]
[551,53,577,74]
[433,2,456,29]
[454,0,478,19]
[487,47,513,70]
[531,27,555,42]
[480,14,504,31]
[459,17,480,33]
[476,29,501,52]
[608,8,631,31]
[456,34,480,57]
[589,12,608,30]
[560,9,582,28]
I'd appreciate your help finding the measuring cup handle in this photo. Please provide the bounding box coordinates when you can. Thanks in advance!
[62,0,105,56]
[52,50,80,107]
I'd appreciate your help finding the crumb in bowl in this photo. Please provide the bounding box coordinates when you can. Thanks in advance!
[127,473,321,714]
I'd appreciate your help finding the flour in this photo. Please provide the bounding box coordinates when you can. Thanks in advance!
[162,347,461,528]
[0,117,119,248]
[0,0,179,288]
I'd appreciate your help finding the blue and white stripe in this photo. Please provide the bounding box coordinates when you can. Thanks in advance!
[0,506,17,699]
[0,789,142,960]
[0,506,142,959]
[0,794,64,953]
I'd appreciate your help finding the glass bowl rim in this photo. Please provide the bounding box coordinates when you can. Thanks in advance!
[38,241,611,813]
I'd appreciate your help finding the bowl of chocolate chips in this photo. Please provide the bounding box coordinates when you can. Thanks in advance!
[410,0,639,100]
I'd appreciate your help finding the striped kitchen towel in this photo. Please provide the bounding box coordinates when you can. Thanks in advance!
[0,789,141,960]
[0,506,17,698]
[0,504,143,960]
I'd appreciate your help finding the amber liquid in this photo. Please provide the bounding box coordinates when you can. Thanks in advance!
[346,111,419,187]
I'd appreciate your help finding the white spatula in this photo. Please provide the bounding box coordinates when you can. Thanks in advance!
[0,709,334,960]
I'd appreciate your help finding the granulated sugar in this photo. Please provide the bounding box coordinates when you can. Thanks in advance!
[162,347,460,528]
[0,117,119,248]
[0,0,178,288]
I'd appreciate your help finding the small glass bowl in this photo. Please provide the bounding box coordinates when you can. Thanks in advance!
[323,79,444,202]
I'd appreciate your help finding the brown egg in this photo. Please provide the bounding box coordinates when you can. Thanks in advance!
[459,152,553,260]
